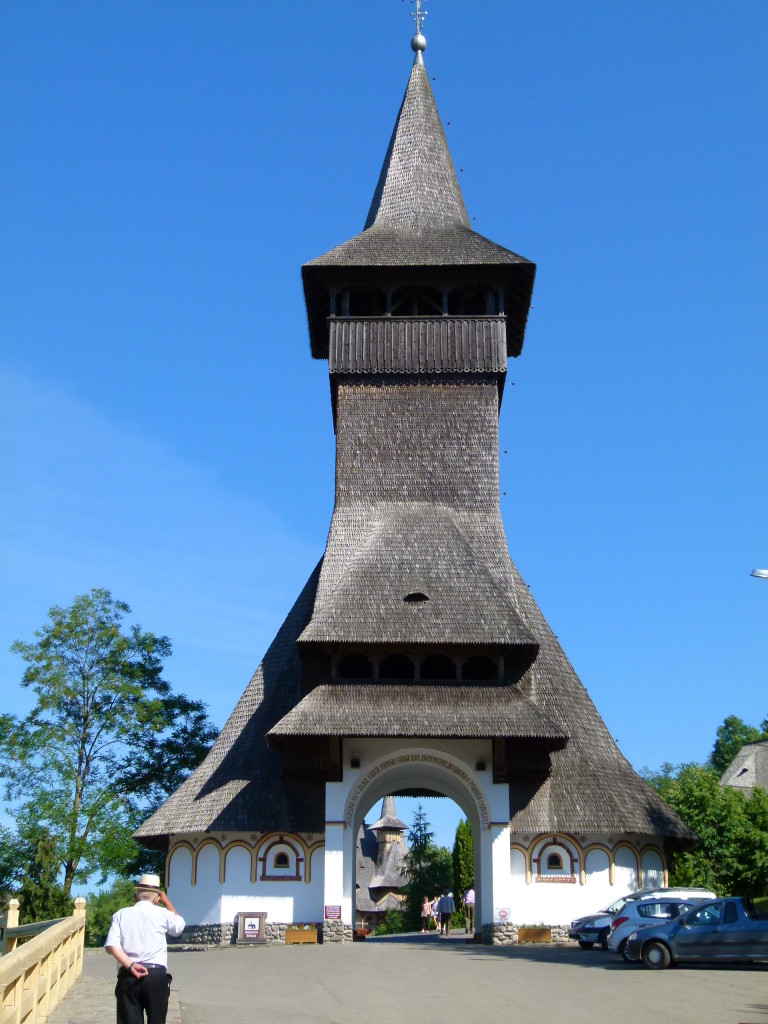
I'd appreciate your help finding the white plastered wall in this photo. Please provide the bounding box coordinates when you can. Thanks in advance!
[166,832,325,928]
[507,833,667,925]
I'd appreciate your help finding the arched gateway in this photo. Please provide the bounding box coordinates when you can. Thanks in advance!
[136,17,694,944]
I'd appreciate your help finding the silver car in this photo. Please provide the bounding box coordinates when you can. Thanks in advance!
[607,897,698,961]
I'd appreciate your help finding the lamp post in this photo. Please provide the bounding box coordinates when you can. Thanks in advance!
[750,569,768,579]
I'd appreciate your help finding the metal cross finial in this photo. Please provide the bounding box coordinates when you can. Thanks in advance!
[411,0,427,36]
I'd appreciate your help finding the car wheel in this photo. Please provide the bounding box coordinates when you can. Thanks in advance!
[642,941,671,970]
[599,929,609,951]
[618,939,634,963]
[577,940,594,950]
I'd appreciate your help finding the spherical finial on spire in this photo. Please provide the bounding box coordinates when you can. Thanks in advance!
[410,0,427,55]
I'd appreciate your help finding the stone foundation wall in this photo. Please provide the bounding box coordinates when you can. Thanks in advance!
[481,923,570,946]
[176,921,327,945]
[323,920,353,943]
[177,922,235,946]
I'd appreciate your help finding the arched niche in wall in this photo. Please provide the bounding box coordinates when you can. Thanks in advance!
[640,847,665,889]
[613,844,639,891]
[532,836,577,883]
[194,841,223,886]
[257,835,303,882]
[223,843,252,888]
[582,846,611,887]
[510,846,529,885]
[167,843,194,889]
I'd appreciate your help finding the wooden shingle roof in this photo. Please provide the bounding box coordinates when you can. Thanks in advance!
[302,60,535,359]
[267,683,568,742]
[299,505,537,649]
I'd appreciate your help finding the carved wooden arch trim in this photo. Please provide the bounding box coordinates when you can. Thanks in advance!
[579,843,612,886]
[166,840,195,888]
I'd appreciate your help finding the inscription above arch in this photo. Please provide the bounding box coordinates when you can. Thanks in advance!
[344,752,490,828]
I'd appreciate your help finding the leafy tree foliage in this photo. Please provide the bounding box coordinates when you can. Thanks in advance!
[643,763,768,896]
[709,715,768,775]
[401,805,454,930]
[452,818,474,901]
[0,824,24,904]
[0,589,217,896]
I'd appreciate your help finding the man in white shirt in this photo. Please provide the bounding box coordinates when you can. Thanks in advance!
[105,873,185,1024]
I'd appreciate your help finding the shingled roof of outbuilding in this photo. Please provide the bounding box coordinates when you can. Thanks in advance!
[720,740,768,794]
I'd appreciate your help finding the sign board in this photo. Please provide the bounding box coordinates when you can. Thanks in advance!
[324,905,342,920]
[236,911,267,944]
[494,907,510,923]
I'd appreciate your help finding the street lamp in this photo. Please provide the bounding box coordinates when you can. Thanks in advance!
[750,569,768,579]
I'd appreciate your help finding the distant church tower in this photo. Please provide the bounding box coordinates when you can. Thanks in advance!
[137,14,693,944]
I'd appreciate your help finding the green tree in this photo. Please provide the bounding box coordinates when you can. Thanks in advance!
[0,589,217,896]
[644,763,768,896]
[0,824,23,903]
[709,715,765,775]
[14,828,72,922]
[452,818,474,902]
[401,805,454,930]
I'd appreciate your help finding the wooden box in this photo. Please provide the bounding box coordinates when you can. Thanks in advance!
[285,927,317,945]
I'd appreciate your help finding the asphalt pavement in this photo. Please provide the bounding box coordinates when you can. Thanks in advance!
[50,933,768,1024]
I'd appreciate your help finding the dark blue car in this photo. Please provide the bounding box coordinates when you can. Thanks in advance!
[626,897,768,969]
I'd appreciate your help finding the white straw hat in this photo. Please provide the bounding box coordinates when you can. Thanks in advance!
[135,873,162,892]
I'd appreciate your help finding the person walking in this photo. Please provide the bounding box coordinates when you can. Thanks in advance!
[420,895,432,933]
[105,873,185,1024]
[462,886,475,934]
[437,890,455,936]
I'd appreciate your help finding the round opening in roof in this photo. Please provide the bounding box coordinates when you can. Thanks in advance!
[403,592,429,604]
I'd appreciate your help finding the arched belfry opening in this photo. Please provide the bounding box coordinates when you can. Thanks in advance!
[137,14,694,946]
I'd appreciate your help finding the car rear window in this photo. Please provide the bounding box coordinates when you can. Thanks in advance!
[637,902,678,919]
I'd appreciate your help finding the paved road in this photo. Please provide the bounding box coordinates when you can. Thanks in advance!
[52,934,767,1024]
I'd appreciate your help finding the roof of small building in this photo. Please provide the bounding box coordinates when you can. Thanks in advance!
[719,740,768,794]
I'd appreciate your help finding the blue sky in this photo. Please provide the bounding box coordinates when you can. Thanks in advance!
[2,1,766,852]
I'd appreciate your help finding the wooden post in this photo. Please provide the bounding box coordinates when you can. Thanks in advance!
[5,899,20,954]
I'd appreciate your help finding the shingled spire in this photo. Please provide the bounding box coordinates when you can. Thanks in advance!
[363,59,469,233]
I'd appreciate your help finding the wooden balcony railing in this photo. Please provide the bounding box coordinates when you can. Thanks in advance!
[0,897,86,1024]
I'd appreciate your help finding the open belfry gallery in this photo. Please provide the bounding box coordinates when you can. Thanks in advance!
[136,13,694,944]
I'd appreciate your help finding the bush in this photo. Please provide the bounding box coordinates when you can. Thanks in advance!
[372,909,405,935]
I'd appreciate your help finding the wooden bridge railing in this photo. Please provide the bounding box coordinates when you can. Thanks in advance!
[0,897,86,1024]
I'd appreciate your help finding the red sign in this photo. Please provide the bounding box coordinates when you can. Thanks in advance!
[324,905,342,920]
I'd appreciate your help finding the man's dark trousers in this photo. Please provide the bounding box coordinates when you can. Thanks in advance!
[115,966,170,1024]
